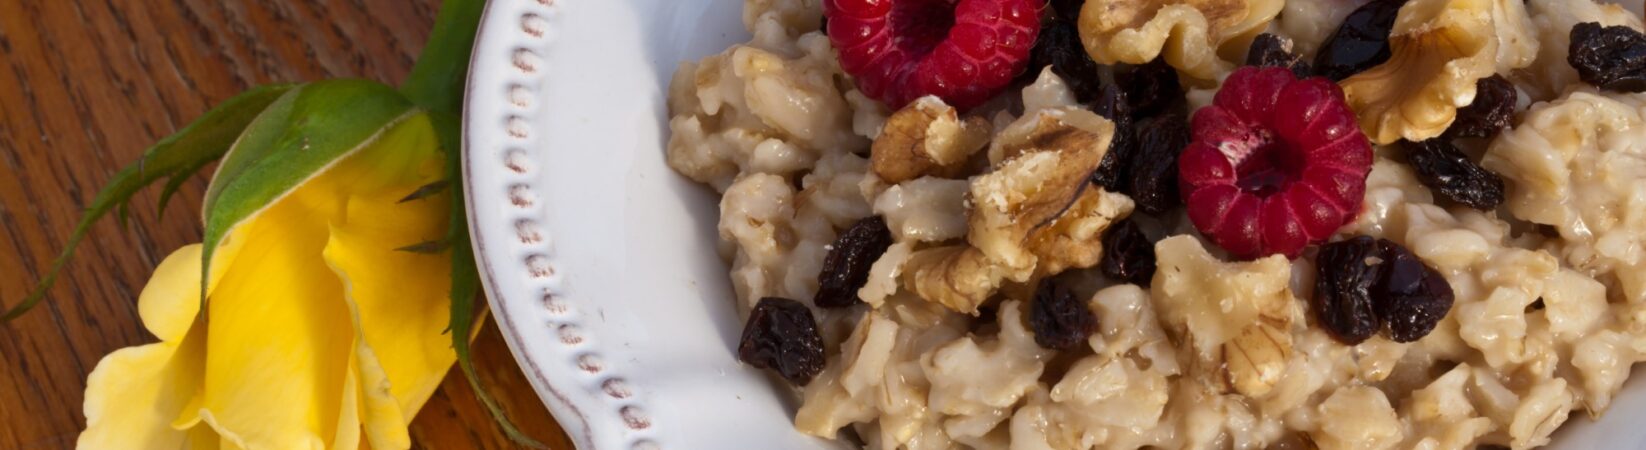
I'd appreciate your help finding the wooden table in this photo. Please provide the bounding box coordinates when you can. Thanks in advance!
[0,1,573,448]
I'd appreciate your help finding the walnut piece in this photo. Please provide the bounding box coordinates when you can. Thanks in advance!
[1340,0,1539,144]
[1152,235,1296,364]
[902,246,1012,314]
[903,108,1133,314]
[1077,0,1284,80]
[1223,322,1293,398]
[871,96,991,184]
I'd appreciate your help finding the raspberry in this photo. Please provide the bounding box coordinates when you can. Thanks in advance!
[826,0,1043,110]
[1179,67,1373,260]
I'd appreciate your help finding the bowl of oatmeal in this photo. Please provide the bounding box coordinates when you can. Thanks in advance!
[462,0,1646,448]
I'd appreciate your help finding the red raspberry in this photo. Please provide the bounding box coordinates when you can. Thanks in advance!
[1178,67,1372,260]
[825,0,1042,110]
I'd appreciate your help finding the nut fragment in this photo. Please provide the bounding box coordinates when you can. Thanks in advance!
[1152,235,1295,362]
[1077,0,1285,79]
[903,246,1013,314]
[1223,322,1293,398]
[904,108,1133,314]
[871,96,992,184]
[973,108,1121,272]
[1340,0,1539,144]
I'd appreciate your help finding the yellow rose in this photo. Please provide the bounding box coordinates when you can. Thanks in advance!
[78,112,455,450]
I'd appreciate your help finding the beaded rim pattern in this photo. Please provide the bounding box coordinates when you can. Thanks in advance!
[462,0,658,448]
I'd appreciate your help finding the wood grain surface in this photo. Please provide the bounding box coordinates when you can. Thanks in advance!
[0,0,573,448]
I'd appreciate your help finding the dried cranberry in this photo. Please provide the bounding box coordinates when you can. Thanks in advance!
[1570,22,1646,92]
[815,216,895,308]
[1314,236,1383,345]
[1029,278,1097,350]
[738,297,826,385]
[1125,113,1188,214]
[1117,58,1184,119]
[1090,84,1134,192]
[1100,218,1156,285]
[1030,20,1104,103]
[1401,139,1505,210]
[1445,75,1518,139]
[1246,33,1312,78]
[1313,0,1406,81]
[1374,239,1455,343]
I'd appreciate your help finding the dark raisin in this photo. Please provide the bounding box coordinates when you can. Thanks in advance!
[1246,33,1312,78]
[1401,139,1505,210]
[1570,22,1646,92]
[1050,0,1084,21]
[1314,236,1383,345]
[1374,239,1455,343]
[1100,218,1156,285]
[737,297,826,385]
[1445,75,1518,139]
[1124,113,1188,214]
[1029,278,1097,350]
[1117,58,1183,119]
[1090,84,1134,191]
[1313,0,1407,81]
[814,216,895,308]
[1029,20,1104,103]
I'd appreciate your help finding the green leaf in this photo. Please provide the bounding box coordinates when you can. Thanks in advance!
[433,111,548,449]
[2,83,296,322]
[408,0,548,446]
[401,0,484,117]
[199,79,417,302]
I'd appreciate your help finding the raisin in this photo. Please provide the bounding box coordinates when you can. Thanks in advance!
[1100,218,1156,285]
[1049,0,1084,21]
[1029,278,1097,350]
[1313,0,1406,81]
[1314,236,1383,345]
[1374,239,1455,343]
[814,216,895,308]
[1401,139,1505,210]
[1117,58,1183,119]
[1090,84,1134,192]
[1029,20,1104,103]
[1125,113,1188,214]
[737,297,826,385]
[1246,33,1312,78]
[1570,22,1646,92]
[1445,75,1517,139]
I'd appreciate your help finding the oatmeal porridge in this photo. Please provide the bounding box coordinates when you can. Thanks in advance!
[667,0,1646,448]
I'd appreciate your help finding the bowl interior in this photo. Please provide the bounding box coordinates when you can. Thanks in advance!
[467,0,845,448]
[466,0,1646,448]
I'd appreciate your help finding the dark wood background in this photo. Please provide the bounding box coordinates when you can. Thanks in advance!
[0,0,573,448]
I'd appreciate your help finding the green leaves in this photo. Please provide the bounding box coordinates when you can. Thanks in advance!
[404,0,549,446]
[433,111,549,450]
[199,80,417,300]
[2,83,295,322]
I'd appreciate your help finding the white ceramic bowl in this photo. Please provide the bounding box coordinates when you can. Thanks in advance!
[461,0,1646,448]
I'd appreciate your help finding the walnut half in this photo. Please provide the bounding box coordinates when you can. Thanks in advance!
[870,96,991,184]
[1078,0,1284,80]
[1340,0,1538,144]
[903,108,1134,314]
